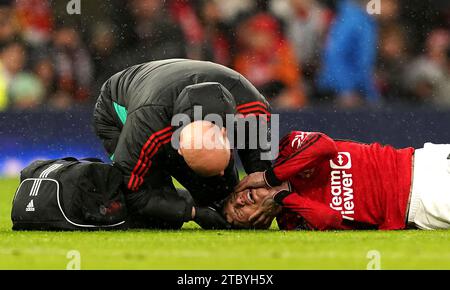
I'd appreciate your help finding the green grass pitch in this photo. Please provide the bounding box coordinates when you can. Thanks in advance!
[0,177,449,270]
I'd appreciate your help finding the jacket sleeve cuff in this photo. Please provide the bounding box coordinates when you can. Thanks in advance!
[264,168,283,187]
[273,190,293,205]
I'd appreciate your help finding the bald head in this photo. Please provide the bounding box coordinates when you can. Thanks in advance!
[178,121,231,177]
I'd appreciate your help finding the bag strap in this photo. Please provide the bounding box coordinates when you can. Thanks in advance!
[60,157,78,162]
[80,158,104,163]
[57,157,103,163]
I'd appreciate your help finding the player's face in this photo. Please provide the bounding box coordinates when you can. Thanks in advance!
[223,187,273,228]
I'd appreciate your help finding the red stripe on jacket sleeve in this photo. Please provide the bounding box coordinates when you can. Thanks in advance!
[128,127,173,191]
[238,107,271,117]
[236,101,268,111]
[132,134,172,189]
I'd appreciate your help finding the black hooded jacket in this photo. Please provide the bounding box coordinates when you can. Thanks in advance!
[94,59,272,224]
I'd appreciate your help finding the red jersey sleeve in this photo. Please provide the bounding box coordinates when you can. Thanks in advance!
[264,131,338,187]
[278,192,346,231]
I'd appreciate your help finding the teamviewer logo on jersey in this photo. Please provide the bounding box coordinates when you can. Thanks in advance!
[330,152,352,170]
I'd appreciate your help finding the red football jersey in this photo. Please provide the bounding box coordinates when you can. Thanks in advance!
[266,131,414,231]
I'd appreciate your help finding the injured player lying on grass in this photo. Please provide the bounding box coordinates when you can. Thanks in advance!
[222,131,450,230]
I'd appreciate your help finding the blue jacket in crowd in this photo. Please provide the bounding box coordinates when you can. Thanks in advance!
[318,0,380,103]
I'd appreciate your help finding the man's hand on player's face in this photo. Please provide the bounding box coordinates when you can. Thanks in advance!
[234,172,267,193]
[223,187,281,229]
[247,182,291,227]
[248,197,280,228]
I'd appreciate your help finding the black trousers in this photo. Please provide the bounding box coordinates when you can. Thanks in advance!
[93,90,123,157]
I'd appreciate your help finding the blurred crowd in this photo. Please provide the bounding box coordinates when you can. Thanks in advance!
[0,0,449,111]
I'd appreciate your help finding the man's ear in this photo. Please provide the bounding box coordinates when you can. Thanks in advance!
[221,127,231,150]
[221,127,227,137]
[178,148,183,156]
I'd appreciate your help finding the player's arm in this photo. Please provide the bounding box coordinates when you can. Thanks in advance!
[236,131,338,191]
[265,131,338,186]
[274,191,346,231]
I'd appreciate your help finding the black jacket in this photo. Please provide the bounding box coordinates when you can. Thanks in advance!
[94,59,272,223]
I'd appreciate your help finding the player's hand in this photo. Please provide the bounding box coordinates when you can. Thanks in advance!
[235,172,267,193]
[249,183,291,228]
[194,207,231,230]
[248,197,281,229]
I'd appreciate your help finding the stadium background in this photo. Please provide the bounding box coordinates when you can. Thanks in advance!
[1,0,450,175]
